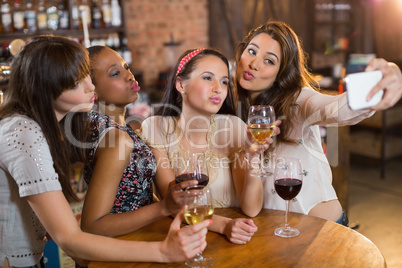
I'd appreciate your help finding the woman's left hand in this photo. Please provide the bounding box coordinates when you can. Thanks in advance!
[366,58,402,110]
[223,218,258,244]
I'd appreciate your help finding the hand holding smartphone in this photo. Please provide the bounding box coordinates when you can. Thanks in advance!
[345,70,383,110]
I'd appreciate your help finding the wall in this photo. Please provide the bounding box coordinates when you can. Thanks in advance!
[209,0,312,62]
[371,0,402,62]
[123,0,209,86]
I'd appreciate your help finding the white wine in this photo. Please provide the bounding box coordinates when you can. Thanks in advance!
[249,123,275,144]
[184,206,214,225]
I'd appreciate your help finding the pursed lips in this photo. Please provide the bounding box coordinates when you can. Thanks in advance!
[90,94,96,103]
[244,71,254,80]
[209,96,221,104]
[131,81,141,92]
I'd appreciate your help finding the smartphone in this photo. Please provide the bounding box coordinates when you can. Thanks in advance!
[345,70,383,110]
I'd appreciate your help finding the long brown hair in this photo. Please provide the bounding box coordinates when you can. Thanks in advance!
[0,35,91,202]
[235,20,318,144]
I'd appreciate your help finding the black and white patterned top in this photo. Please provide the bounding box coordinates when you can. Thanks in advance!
[84,111,156,213]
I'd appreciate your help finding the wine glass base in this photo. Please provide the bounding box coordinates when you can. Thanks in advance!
[274,226,300,238]
[185,256,214,268]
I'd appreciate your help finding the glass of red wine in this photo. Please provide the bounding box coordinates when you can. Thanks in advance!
[274,157,303,238]
[175,151,209,187]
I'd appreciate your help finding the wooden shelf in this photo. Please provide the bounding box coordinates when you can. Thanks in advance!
[0,0,126,44]
[311,0,355,69]
[349,101,402,178]
[350,131,402,159]
[356,105,402,128]
[0,27,125,40]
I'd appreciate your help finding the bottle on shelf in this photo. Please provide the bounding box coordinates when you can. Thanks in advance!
[110,0,121,27]
[24,0,37,33]
[69,0,79,29]
[121,37,132,66]
[106,33,114,48]
[12,0,25,32]
[101,0,111,28]
[37,0,48,30]
[91,0,103,29]
[57,0,68,29]
[1,0,13,33]
[46,0,59,30]
[0,42,11,62]
[338,67,346,94]
[79,0,92,30]
[112,33,121,54]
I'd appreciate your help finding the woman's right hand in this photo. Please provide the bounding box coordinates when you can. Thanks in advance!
[162,180,199,216]
[159,207,212,262]
[244,120,281,170]
[245,119,281,154]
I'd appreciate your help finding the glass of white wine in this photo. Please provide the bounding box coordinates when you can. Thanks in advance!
[248,105,276,176]
[183,185,214,268]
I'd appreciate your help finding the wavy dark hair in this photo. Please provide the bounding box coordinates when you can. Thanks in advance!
[154,48,236,116]
[235,20,318,144]
[0,35,91,202]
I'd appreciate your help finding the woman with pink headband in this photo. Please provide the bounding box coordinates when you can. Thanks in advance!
[141,48,277,244]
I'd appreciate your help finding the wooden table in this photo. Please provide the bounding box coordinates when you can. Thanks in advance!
[89,208,386,268]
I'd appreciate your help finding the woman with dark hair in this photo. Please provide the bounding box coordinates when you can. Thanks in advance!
[0,36,210,268]
[142,48,270,244]
[81,45,197,237]
[234,20,402,226]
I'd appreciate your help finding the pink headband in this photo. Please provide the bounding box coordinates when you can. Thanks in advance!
[175,48,206,76]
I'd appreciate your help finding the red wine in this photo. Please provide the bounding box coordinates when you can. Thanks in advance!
[274,178,302,200]
[175,173,209,186]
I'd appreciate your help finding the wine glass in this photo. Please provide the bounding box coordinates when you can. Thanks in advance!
[183,185,214,268]
[175,151,209,186]
[247,105,276,176]
[274,157,303,238]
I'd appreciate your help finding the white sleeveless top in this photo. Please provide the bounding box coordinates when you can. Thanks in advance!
[141,114,248,208]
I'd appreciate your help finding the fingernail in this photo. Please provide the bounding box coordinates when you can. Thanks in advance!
[208,220,213,225]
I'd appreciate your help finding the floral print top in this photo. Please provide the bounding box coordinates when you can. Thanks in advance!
[84,111,156,213]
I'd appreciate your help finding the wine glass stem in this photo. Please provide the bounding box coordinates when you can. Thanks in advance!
[284,200,290,230]
[193,252,204,261]
[260,150,264,175]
